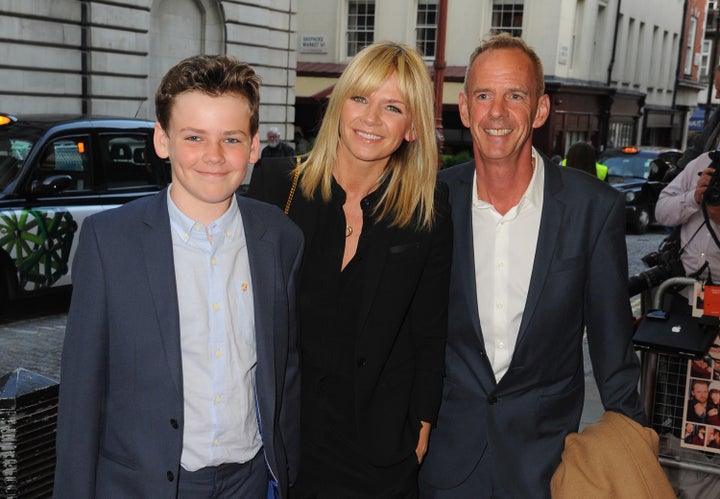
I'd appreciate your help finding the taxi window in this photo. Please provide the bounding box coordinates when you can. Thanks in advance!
[0,138,32,189]
[36,137,90,190]
[100,134,159,189]
[604,153,653,179]
[1,139,32,161]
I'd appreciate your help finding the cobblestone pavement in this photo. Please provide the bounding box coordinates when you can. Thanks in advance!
[0,291,70,382]
[0,313,65,382]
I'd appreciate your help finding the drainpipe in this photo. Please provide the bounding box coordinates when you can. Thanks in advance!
[706,10,720,123]
[286,2,294,134]
[80,1,90,115]
[606,0,622,86]
[433,0,448,169]
[603,0,622,149]
[672,0,688,111]
[671,0,688,149]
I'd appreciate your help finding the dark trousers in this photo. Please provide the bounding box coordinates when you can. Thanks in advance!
[177,449,267,498]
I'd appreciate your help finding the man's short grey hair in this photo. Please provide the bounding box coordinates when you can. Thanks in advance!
[267,126,280,136]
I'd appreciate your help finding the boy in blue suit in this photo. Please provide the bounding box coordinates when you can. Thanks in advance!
[54,55,303,498]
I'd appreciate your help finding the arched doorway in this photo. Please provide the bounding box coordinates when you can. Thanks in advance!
[146,0,224,119]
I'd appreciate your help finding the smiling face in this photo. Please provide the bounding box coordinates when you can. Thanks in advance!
[460,47,549,167]
[154,90,259,224]
[336,72,416,172]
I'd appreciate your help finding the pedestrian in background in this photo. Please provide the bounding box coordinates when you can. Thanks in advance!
[563,141,607,179]
[261,126,295,159]
[294,125,310,154]
[54,55,303,498]
[248,41,452,498]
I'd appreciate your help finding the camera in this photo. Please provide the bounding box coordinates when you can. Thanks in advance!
[628,233,685,297]
[702,150,720,206]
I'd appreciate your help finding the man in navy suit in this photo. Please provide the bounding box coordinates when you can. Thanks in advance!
[419,34,646,498]
[53,55,303,498]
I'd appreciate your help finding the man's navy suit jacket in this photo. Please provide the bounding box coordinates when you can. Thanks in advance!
[419,155,646,498]
[53,188,303,498]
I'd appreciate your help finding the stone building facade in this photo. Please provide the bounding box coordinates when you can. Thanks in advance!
[0,0,298,145]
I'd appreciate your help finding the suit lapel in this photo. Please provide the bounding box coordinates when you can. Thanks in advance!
[447,163,483,339]
[516,158,565,346]
[237,196,276,395]
[355,223,394,337]
[141,190,183,395]
[447,163,497,390]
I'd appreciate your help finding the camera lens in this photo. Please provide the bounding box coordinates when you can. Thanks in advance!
[704,185,720,206]
[628,265,673,297]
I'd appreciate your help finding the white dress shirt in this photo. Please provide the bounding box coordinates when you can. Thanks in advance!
[472,149,544,382]
[167,188,261,471]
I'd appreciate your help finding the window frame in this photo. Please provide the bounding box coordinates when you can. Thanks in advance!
[490,1,524,38]
[346,0,375,58]
[416,0,438,60]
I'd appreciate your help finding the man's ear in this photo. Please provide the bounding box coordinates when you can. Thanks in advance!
[459,92,471,129]
[153,122,170,159]
[532,94,551,129]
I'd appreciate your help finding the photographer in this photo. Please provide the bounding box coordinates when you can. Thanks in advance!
[651,153,720,499]
[655,150,720,302]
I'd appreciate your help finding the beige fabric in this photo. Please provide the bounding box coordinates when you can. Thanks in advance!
[551,411,675,499]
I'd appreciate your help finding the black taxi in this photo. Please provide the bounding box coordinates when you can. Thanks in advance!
[599,146,681,234]
[0,113,170,309]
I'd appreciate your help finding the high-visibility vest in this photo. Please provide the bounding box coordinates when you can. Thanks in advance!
[561,158,608,181]
[596,162,608,181]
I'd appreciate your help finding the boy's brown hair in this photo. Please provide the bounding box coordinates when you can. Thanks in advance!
[155,55,261,134]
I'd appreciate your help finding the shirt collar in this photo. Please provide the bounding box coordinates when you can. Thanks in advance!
[330,174,389,206]
[167,185,242,243]
[472,147,545,214]
[524,147,545,210]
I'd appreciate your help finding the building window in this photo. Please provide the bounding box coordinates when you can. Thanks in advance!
[701,40,712,80]
[609,121,635,148]
[347,0,375,57]
[416,1,438,58]
[685,16,697,76]
[491,1,524,37]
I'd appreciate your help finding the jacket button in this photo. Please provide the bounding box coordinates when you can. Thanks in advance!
[488,395,498,405]
[357,357,367,368]
[167,471,174,481]
[170,418,179,429]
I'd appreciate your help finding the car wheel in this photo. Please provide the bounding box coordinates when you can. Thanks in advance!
[631,208,650,234]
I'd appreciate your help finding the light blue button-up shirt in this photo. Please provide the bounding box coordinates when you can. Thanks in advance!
[167,188,261,471]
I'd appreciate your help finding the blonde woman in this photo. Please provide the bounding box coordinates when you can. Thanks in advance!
[248,41,451,497]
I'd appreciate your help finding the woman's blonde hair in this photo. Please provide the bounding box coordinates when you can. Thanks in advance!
[298,41,438,230]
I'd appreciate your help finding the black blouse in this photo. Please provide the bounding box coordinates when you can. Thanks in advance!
[246,156,452,468]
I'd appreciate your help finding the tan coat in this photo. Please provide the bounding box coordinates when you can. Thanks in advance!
[551,411,675,498]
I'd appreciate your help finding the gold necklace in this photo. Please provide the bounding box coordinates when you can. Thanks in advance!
[341,174,383,239]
